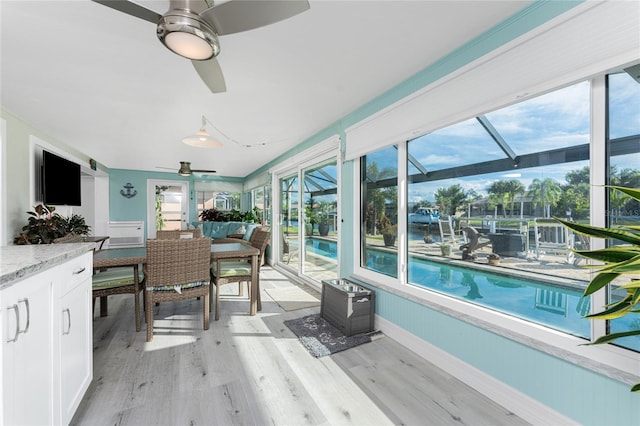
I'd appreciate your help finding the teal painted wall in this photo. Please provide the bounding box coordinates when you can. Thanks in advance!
[109,169,246,236]
[371,287,638,425]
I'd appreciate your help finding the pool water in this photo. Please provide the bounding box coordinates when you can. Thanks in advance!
[303,238,639,351]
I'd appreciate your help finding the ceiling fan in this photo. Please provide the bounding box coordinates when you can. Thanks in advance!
[91,0,310,93]
[158,162,217,175]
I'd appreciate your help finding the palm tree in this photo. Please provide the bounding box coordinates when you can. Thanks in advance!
[435,184,467,216]
[487,180,525,217]
[528,178,562,218]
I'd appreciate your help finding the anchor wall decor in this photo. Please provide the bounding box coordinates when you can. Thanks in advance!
[120,182,137,198]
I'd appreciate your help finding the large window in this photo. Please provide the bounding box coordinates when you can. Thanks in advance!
[361,146,398,278]
[405,82,591,338]
[195,190,241,217]
[359,75,640,350]
[606,71,640,351]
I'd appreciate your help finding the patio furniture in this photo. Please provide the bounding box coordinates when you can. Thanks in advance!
[438,216,465,245]
[488,233,526,257]
[534,218,574,263]
[459,226,491,257]
[144,237,211,342]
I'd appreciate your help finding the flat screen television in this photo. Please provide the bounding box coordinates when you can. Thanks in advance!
[42,150,81,206]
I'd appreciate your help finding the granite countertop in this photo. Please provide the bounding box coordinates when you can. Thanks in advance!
[0,243,95,289]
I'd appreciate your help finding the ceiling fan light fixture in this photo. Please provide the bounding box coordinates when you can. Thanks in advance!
[157,12,220,60]
[178,161,192,176]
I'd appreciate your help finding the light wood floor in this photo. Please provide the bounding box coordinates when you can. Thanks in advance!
[72,267,528,426]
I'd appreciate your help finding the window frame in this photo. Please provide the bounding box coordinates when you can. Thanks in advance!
[350,74,639,380]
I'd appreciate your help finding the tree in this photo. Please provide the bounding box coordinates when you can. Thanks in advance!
[487,180,525,217]
[435,184,468,216]
[365,162,397,235]
[528,178,562,218]
[559,166,590,220]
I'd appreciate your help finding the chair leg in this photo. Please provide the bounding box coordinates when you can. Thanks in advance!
[215,282,221,321]
[145,291,154,342]
[238,282,244,296]
[134,289,141,332]
[209,279,214,313]
[99,296,108,317]
[252,279,261,311]
[204,291,210,330]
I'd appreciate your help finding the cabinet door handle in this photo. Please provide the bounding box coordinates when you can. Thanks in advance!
[18,298,30,335]
[62,308,71,335]
[6,304,20,343]
[73,267,86,275]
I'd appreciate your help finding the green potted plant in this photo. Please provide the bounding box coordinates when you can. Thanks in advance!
[377,213,397,246]
[487,253,501,265]
[440,243,451,256]
[14,204,90,244]
[305,205,318,236]
[423,232,434,244]
[317,201,331,236]
[556,186,640,392]
[382,224,398,247]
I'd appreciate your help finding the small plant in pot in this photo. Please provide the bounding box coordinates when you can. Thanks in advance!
[487,253,501,265]
[440,243,451,256]
[382,224,398,247]
[316,201,332,236]
[377,213,397,246]
[14,204,90,244]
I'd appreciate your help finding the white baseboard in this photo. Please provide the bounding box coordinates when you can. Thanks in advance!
[375,315,578,426]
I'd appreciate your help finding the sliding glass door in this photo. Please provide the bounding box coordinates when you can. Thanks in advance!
[276,154,339,283]
[301,159,338,282]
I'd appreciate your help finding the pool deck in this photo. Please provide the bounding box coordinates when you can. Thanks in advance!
[285,234,595,287]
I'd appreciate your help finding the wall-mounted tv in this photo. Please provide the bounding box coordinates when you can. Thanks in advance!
[42,150,81,206]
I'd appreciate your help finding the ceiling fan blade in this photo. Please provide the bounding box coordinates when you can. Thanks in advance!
[192,169,217,174]
[90,0,162,24]
[200,0,310,36]
[192,58,227,93]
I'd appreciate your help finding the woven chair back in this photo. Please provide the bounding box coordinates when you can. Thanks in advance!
[146,237,211,287]
[249,228,271,265]
[156,229,202,239]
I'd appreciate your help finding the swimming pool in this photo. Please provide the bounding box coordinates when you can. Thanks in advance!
[305,238,639,351]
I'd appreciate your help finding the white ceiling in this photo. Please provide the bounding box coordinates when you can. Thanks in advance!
[1,0,531,178]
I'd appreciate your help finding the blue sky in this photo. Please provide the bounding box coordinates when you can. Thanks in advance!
[367,73,640,204]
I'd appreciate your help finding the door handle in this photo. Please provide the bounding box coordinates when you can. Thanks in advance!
[62,308,71,335]
[6,304,19,342]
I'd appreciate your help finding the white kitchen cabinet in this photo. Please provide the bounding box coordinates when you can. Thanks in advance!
[54,252,93,425]
[1,248,93,426]
[1,271,54,425]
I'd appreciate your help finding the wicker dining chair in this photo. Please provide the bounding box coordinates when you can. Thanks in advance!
[144,237,211,342]
[92,265,145,331]
[210,228,271,321]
